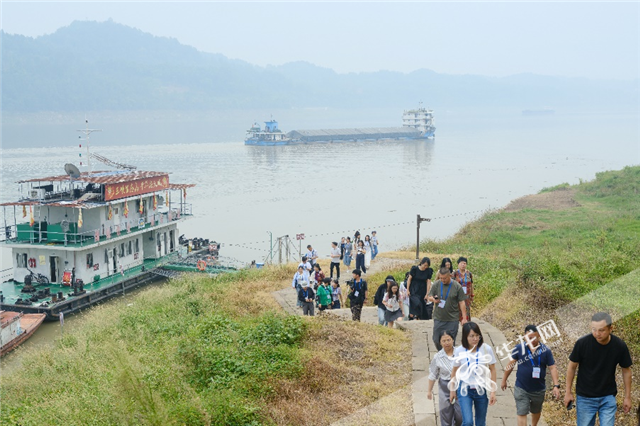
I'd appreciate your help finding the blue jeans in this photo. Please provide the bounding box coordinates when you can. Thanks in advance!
[372,245,378,260]
[377,307,387,326]
[457,387,489,426]
[576,395,616,426]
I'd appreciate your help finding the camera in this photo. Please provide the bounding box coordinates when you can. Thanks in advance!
[345,279,355,288]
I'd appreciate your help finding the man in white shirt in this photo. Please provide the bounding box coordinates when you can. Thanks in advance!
[330,241,341,281]
[298,256,312,280]
[306,245,318,266]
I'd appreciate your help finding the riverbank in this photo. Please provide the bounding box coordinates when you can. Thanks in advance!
[2,166,638,425]
[0,263,412,425]
[390,165,640,425]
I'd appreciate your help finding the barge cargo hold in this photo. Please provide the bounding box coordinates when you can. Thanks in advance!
[245,107,435,146]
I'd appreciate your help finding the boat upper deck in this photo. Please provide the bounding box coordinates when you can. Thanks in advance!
[1,168,196,248]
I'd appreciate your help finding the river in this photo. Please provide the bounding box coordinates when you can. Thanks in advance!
[1,106,638,370]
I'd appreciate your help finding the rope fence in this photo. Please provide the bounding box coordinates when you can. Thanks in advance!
[222,207,490,253]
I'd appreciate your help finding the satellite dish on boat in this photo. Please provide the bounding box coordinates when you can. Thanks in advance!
[64,163,81,179]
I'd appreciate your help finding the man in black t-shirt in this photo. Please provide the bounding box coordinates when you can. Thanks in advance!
[347,269,368,322]
[564,312,633,426]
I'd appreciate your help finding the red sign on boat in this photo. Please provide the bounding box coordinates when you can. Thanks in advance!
[104,176,169,201]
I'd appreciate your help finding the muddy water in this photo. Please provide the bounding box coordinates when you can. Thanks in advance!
[1,107,638,372]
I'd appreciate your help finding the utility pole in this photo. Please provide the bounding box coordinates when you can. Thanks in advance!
[266,231,273,264]
[285,235,290,263]
[278,237,283,264]
[416,214,431,261]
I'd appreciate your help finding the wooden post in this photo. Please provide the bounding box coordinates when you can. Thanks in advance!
[416,215,420,261]
[416,215,431,261]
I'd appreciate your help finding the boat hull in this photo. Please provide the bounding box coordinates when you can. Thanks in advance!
[245,134,434,146]
[1,268,163,321]
[244,139,292,146]
[1,313,46,356]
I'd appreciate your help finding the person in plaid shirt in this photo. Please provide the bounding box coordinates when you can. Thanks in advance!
[454,257,473,322]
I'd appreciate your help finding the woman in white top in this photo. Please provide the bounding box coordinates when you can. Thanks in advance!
[449,322,497,426]
[291,266,310,308]
[399,278,410,320]
[355,240,367,274]
[343,237,353,269]
[428,330,462,426]
[382,280,404,328]
[364,235,372,268]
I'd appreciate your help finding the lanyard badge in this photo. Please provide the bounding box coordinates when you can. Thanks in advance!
[526,345,542,378]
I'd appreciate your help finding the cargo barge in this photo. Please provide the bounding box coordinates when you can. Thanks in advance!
[245,107,435,146]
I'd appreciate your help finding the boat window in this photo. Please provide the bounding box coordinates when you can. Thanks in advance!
[127,240,132,255]
[87,253,94,267]
[105,248,109,263]
[134,238,139,254]
[17,253,27,268]
[119,243,125,257]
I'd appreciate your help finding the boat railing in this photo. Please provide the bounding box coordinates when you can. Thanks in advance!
[86,251,180,288]
[1,203,193,247]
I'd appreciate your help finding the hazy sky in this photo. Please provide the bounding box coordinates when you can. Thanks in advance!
[2,2,639,80]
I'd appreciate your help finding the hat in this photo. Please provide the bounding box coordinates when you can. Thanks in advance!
[301,281,309,288]
[385,275,396,283]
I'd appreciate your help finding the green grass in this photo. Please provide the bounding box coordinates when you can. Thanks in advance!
[1,265,412,426]
[408,166,640,425]
[0,271,306,426]
[418,166,640,307]
[539,182,571,193]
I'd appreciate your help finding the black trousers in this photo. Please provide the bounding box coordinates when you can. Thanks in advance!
[330,262,340,279]
[355,254,366,273]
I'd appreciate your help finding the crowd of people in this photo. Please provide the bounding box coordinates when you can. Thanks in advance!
[291,231,379,320]
[426,311,633,426]
[290,237,636,426]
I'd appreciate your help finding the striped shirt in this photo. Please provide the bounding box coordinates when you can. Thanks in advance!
[428,349,456,381]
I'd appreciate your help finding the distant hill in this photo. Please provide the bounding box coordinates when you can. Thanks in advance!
[1,20,637,112]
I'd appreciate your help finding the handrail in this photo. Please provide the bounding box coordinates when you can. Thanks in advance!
[2,203,193,247]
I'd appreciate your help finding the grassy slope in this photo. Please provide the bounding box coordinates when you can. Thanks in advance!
[396,165,639,425]
[1,266,411,426]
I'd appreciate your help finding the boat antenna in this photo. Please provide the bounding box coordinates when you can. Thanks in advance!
[90,152,137,170]
[77,118,102,175]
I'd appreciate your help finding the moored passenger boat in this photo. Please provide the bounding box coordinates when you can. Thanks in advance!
[0,123,226,321]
